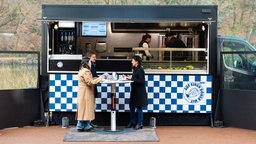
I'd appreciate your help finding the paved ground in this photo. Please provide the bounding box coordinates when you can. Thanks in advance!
[0,125,256,144]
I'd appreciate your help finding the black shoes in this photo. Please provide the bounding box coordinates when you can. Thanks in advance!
[84,127,95,132]
[77,129,84,132]
[135,124,143,130]
[126,123,143,130]
[77,126,95,132]
[90,123,98,128]
[126,123,136,128]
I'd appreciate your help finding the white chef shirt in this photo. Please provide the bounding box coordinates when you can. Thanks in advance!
[142,42,152,57]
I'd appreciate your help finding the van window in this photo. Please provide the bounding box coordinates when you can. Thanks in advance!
[222,40,249,52]
[221,38,256,90]
[221,40,256,71]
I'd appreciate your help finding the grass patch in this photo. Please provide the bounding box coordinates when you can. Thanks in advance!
[0,63,38,89]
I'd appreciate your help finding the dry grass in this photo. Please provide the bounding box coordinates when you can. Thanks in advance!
[0,64,38,89]
[0,53,39,89]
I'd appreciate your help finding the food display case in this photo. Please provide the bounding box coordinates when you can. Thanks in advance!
[133,47,208,74]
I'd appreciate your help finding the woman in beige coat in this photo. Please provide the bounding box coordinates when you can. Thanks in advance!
[76,57,104,132]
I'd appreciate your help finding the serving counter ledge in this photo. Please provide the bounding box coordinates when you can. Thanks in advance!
[48,54,82,60]
[144,69,208,74]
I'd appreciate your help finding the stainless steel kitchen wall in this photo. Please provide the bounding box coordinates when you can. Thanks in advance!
[77,22,160,59]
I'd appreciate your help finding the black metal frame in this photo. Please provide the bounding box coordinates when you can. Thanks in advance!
[214,51,256,129]
[0,51,42,129]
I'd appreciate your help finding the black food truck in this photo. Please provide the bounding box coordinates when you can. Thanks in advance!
[41,4,218,126]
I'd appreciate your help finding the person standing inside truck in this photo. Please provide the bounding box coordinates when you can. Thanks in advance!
[139,33,153,60]
[76,57,105,132]
[163,32,187,61]
[123,55,148,130]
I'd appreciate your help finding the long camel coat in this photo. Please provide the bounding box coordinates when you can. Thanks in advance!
[76,67,102,121]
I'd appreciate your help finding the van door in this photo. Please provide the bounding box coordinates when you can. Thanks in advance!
[219,37,256,90]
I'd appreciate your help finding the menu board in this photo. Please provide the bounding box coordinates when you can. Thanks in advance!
[82,21,107,37]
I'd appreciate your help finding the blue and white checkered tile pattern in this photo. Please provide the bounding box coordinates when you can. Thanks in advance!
[49,74,212,113]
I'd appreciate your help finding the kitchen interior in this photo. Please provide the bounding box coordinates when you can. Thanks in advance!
[48,21,209,73]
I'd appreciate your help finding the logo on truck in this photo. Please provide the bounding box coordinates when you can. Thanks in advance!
[183,82,204,103]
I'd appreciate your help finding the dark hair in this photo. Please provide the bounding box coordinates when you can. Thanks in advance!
[165,32,176,37]
[80,57,90,70]
[143,33,151,39]
[86,51,96,58]
[139,33,151,47]
[132,55,142,65]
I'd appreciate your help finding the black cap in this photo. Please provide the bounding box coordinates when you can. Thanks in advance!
[165,32,176,37]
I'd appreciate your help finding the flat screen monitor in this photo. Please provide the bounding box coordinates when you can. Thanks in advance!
[82,21,107,37]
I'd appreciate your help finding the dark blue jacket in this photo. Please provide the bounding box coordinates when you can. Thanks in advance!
[91,62,98,77]
[130,65,148,107]
[91,62,98,97]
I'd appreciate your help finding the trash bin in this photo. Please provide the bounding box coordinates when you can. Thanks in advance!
[62,117,69,128]
[150,117,156,128]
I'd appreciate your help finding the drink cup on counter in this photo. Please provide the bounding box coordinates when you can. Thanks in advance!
[112,72,118,80]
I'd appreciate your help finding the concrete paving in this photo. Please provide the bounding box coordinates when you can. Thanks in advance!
[0,125,256,144]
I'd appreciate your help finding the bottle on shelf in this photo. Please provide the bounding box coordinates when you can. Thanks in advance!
[60,32,64,42]
[64,32,67,42]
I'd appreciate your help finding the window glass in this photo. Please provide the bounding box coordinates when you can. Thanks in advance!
[222,40,256,71]
[0,52,39,90]
[221,39,256,90]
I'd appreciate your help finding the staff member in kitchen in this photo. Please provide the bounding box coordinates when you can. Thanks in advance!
[123,55,148,130]
[76,57,105,132]
[163,32,187,61]
[139,33,153,60]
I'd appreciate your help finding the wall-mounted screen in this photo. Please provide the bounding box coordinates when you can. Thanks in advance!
[82,21,107,37]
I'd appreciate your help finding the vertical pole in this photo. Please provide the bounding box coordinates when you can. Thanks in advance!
[111,84,116,110]
[111,111,116,131]
[170,51,172,68]
[110,83,116,131]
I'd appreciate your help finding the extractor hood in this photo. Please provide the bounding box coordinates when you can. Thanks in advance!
[111,22,206,33]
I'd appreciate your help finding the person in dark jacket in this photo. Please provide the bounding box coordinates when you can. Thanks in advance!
[163,32,187,61]
[87,51,99,128]
[123,55,148,130]
[87,51,98,96]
